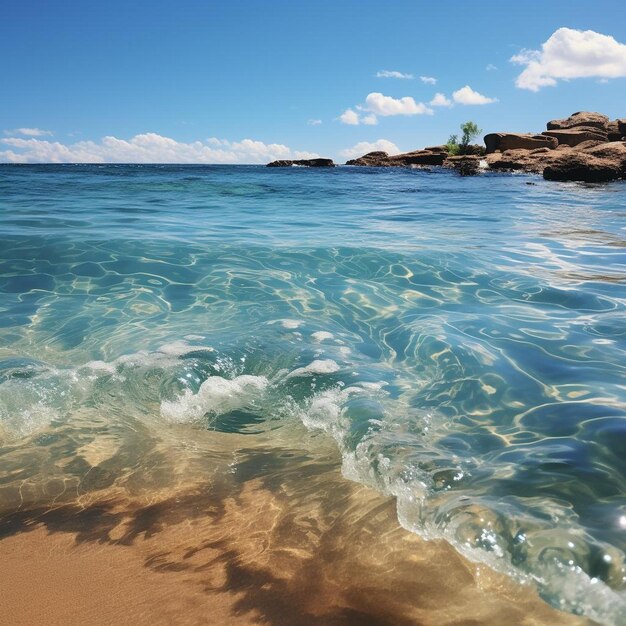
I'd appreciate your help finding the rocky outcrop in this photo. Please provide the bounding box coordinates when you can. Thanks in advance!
[487,140,626,182]
[267,158,335,167]
[337,111,624,182]
[345,151,388,166]
[346,148,446,167]
[484,133,557,154]
[546,111,609,131]
[607,121,624,142]
[444,155,481,176]
[423,145,449,153]
[542,128,608,147]
[543,152,621,183]
[486,148,559,173]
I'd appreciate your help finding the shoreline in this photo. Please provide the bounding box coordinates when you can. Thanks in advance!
[0,447,592,626]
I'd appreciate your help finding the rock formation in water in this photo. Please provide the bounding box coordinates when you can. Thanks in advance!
[345,147,448,167]
[267,111,625,182]
[485,112,626,181]
[342,111,624,182]
[267,158,335,167]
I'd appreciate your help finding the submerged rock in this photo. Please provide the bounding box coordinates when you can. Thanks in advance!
[267,158,335,167]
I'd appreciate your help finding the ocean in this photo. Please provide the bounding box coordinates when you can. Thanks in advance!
[0,164,624,625]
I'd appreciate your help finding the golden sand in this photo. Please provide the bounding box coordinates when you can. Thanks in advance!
[0,452,591,626]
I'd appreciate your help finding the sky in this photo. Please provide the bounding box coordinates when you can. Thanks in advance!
[1,0,626,163]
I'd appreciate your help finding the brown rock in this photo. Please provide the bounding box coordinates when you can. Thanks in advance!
[543,152,621,182]
[346,151,391,166]
[618,119,626,136]
[546,111,609,131]
[542,128,608,147]
[423,145,449,153]
[484,133,557,154]
[572,140,605,150]
[267,158,334,167]
[389,150,447,166]
[346,150,446,167]
[444,155,481,176]
[582,141,626,174]
[486,149,547,172]
[607,121,623,142]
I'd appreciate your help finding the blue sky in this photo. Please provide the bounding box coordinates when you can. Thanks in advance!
[1,0,626,162]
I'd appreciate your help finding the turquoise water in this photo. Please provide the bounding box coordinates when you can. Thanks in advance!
[1,164,625,623]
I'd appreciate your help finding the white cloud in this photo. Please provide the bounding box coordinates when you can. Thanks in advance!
[452,85,498,105]
[486,64,498,71]
[4,127,53,137]
[364,92,433,116]
[429,92,453,107]
[420,76,437,85]
[339,108,360,125]
[0,133,319,164]
[307,119,322,125]
[361,114,378,125]
[376,70,414,79]
[511,27,626,91]
[339,139,401,159]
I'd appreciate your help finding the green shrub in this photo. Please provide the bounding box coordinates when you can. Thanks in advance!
[446,134,461,156]
[446,122,482,155]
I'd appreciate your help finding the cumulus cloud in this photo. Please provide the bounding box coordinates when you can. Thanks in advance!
[0,133,319,164]
[339,139,401,159]
[364,92,433,116]
[452,85,498,105]
[511,27,626,91]
[420,76,437,85]
[429,92,453,107]
[307,119,322,125]
[361,114,378,125]
[376,70,414,79]
[4,127,53,137]
[339,92,433,125]
[339,108,360,125]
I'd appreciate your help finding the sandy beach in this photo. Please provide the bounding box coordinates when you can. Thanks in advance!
[0,427,591,626]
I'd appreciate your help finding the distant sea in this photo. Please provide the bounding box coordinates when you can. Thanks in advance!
[0,164,625,624]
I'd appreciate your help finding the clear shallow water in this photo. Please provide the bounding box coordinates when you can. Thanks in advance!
[0,164,625,624]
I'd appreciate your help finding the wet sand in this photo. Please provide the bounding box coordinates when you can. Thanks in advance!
[0,433,592,626]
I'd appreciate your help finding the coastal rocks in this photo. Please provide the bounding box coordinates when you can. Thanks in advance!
[486,148,554,173]
[543,152,621,182]
[583,141,626,174]
[607,121,624,142]
[444,155,481,176]
[486,140,626,181]
[267,158,335,167]
[346,149,446,167]
[542,128,608,147]
[546,111,609,131]
[334,111,624,183]
[484,133,557,154]
[395,150,447,166]
[345,151,389,166]
[423,145,449,153]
